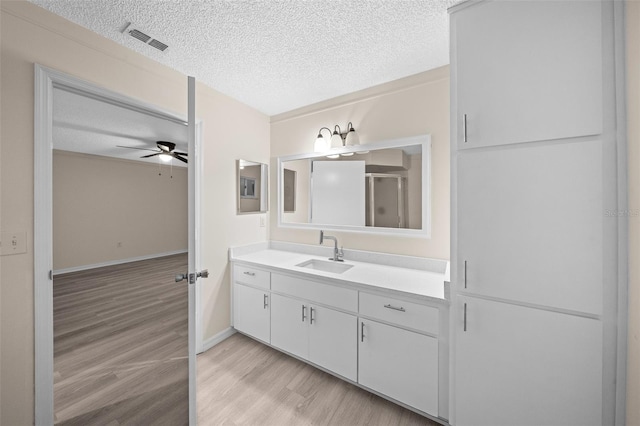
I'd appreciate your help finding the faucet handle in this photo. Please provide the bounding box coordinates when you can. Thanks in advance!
[338,246,345,260]
[319,230,324,245]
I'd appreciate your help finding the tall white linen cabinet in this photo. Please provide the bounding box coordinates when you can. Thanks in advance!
[449,1,628,425]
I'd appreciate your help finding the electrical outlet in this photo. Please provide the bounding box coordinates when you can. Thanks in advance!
[259,216,265,227]
[1,231,27,256]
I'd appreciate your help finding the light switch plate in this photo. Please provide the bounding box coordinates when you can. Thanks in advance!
[1,231,27,255]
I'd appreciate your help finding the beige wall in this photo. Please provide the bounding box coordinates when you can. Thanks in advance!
[627,1,639,425]
[53,151,188,270]
[0,2,269,424]
[270,66,450,260]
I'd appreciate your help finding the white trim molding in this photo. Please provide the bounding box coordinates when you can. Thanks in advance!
[52,250,188,276]
[201,327,237,353]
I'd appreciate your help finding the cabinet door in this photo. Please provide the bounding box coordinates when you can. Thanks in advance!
[233,284,270,343]
[270,293,308,359]
[308,305,357,382]
[455,296,603,426]
[457,140,603,315]
[453,0,602,148]
[359,319,438,416]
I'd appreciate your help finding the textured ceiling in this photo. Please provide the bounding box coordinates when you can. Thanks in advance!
[29,0,456,116]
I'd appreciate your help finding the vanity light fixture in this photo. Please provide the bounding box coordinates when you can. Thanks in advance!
[314,122,362,157]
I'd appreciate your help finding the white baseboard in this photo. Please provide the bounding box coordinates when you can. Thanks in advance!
[53,249,188,276]
[201,327,236,353]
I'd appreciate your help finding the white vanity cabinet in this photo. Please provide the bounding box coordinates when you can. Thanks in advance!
[231,257,448,423]
[232,265,271,343]
[270,274,358,381]
[358,292,440,417]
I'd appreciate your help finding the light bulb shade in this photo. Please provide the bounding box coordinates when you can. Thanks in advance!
[159,153,172,162]
[314,135,328,152]
[345,128,360,147]
[330,132,343,149]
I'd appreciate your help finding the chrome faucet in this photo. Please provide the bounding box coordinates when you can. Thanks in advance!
[319,230,344,262]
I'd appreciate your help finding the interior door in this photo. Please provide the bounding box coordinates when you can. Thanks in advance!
[187,76,198,424]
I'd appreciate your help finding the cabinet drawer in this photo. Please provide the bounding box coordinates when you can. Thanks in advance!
[359,292,438,335]
[234,265,270,289]
[271,273,357,312]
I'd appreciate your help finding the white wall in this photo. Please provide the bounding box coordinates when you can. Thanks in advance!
[0,2,269,423]
[270,66,450,260]
[53,151,188,271]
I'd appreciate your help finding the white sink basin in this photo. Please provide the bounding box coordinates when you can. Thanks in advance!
[296,259,354,274]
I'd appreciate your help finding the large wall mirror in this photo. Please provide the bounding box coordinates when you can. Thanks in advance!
[277,135,431,236]
[237,159,268,214]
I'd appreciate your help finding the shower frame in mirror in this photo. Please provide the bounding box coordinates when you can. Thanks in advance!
[277,135,431,237]
[237,159,269,214]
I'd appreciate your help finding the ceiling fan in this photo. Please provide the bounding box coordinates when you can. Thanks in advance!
[117,141,188,163]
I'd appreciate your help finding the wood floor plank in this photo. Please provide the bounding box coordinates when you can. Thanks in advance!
[54,254,189,425]
[197,333,438,426]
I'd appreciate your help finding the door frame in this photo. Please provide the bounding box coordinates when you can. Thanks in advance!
[34,64,204,424]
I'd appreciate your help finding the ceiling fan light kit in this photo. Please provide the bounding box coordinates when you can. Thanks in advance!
[117,140,188,164]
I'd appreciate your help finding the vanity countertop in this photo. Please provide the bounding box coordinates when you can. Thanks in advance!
[230,243,449,304]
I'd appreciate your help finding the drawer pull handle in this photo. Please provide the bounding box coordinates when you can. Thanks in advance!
[263,294,268,309]
[243,271,256,277]
[384,304,406,312]
[302,305,307,322]
[361,321,365,342]
[310,307,315,324]
[464,260,467,289]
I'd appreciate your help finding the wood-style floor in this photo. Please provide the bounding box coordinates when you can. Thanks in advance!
[55,254,437,425]
[53,254,189,425]
[197,333,437,426]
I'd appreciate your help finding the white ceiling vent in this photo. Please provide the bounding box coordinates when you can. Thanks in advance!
[122,23,168,52]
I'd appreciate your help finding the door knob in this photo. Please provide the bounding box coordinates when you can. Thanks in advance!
[175,273,188,283]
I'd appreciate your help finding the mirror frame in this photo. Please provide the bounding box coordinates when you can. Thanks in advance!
[237,159,269,214]
[277,134,431,237]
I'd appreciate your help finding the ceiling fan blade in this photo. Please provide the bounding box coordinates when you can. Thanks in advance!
[116,145,159,153]
[174,151,188,156]
[141,153,161,158]
[172,153,188,163]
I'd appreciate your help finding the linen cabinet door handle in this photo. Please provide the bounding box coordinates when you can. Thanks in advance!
[463,114,468,143]
[361,322,365,342]
[310,307,315,324]
[263,294,268,309]
[463,303,467,332]
[464,260,467,289]
[301,305,307,322]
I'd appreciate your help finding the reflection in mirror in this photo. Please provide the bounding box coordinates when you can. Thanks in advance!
[278,136,430,236]
[283,169,296,212]
[237,159,268,214]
